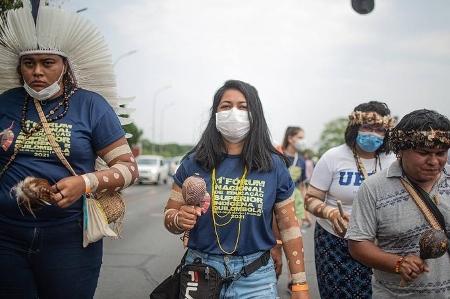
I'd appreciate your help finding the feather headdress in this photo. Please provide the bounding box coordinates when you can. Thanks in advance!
[0,1,132,125]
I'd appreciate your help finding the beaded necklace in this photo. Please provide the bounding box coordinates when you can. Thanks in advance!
[0,85,77,179]
[352,147,380,180]
[211,166,247,254]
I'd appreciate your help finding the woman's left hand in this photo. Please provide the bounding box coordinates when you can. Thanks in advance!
[271,246,283,279]
[51,176,85,208]
[291,290,310,299]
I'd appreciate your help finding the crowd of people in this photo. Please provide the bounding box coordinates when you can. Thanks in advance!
[1,2,450,299]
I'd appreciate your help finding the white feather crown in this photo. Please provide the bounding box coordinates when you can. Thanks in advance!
[0,1,132,125]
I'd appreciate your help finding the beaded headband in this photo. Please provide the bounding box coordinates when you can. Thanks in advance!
[348,111,395,129]
[388,129,450,153]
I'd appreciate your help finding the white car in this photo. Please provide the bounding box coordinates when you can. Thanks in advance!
[136,155,169,184]
[169,156,183,177]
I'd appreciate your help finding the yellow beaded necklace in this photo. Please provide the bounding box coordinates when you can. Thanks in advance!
[211,166,247,254]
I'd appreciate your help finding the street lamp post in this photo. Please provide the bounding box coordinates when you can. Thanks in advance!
[151,85,171,153]
[113,50,138,67]
[159,102,175,147]
[113,50,138,139]
[76,7,88,13]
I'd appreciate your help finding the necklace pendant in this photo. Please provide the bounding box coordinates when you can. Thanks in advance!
[1,123,15,151]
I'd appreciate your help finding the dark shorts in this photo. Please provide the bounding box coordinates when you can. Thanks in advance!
[0,219,103,299]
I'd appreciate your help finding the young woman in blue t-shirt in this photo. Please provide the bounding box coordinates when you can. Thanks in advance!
[164,80,310,299]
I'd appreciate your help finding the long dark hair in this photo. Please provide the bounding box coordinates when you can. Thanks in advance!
[192,80,284,172]
[281,126,303,151]
[344,101,391,154]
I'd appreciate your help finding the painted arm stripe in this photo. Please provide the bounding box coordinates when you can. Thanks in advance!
[306,199,322,211]
[103,144,132,164]
[306,186,325,200]
[291,272,307,283]
[274,197,294,209]
[112,164,133,187]
[280,226,302,242]
[85,173,100,192]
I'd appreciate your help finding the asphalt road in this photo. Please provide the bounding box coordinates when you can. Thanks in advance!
[95,183,320,299]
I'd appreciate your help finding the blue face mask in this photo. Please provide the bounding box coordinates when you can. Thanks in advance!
[356,132,384,153]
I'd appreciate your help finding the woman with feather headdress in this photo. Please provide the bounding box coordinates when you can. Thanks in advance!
[0,1,138,297]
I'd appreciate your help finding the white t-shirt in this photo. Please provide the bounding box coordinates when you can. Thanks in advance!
[310,144,396,237]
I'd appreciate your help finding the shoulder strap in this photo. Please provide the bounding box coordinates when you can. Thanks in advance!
[400,177,444,231]
[34,99,77,177]
[409,178,447,232]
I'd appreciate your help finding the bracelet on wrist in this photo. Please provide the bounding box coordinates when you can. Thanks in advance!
[394,256,405,274]
[81,174,92,194]
[291,282,309,292]
[173,211,183,232]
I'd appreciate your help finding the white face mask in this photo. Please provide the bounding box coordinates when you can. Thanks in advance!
[294,139,307,152]
[215,107,250,144]
[23,67,65,101]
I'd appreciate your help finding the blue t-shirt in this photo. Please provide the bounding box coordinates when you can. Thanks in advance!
[174,153,294,256]
[285,153,306,185]
[0,88,124,227]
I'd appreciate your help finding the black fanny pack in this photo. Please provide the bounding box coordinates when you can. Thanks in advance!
[150,250,271,299]
[179,258,224,299]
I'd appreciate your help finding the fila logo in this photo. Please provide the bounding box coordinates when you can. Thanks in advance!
[184,271,198,299]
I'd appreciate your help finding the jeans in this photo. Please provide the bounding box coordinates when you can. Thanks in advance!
[0,219,103,299]
[185,249,278,299]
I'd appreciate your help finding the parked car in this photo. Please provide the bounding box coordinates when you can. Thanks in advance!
[136,155,169,184]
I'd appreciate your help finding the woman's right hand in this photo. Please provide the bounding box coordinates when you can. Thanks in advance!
[328,209,350,237]
[399,255,429,283]
[177,205,202,230]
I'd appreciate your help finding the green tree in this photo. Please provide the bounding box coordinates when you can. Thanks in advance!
[140,138,192,158]
[317,117,348,157]
[0,0,23,18]
[0,1,65,19]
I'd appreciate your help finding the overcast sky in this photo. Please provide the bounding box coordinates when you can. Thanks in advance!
[66,0,450,148]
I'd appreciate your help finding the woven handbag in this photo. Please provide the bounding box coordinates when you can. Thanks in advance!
[34,100,125,227]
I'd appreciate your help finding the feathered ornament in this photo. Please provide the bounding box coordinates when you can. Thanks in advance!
[0,0,134,126]
[0,122,15,151]
[12,177,54,217]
